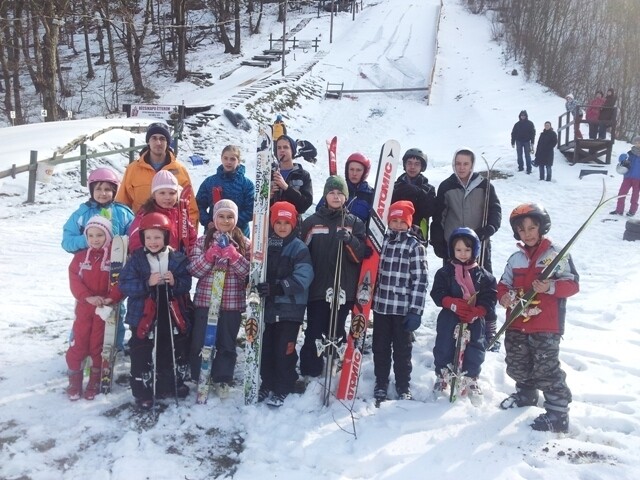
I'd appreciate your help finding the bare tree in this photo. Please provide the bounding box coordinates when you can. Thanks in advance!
[81,0,96,79]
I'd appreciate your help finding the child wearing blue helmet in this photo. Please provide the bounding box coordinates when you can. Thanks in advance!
[430,227,497,405]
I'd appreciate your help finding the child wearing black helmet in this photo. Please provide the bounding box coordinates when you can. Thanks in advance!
[497,203,579,433]
[430,228,497,406]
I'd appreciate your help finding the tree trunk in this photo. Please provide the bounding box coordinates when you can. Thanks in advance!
[81,0,95,78]
[175,0,187,81]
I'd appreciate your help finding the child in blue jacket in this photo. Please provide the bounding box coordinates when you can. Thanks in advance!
[119,212,192,409]
[257,201,314,407]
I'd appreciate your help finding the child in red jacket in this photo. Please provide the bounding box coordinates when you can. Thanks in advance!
[497,203,579,433]
[66,215,121,401]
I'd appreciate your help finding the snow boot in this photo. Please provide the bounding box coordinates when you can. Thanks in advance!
[531,410,569,433]
[267,393,287,408]
[374,382,388,405]
[500,389,539,409]
[258,386,271,403]
[432,375,448,397]
[464,377,483,407]
[83,367,102,400]
[67,370,83,401]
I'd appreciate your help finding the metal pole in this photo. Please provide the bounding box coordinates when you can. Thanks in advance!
[282,0,287,76]
[27,150,37,204]
[330,1,335,43]
[80,144,87,187]
[129,138,136,164]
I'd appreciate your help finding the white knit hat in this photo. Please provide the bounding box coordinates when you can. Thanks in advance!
[213,199,238,230]
[84,215,113,243]
[151,170,179,195]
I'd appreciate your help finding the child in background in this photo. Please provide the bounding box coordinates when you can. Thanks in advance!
[62,167,134,253]
[371,201,428,403]
[118,212,192,409]
[195,145,255,236]
[430,228,497,405]
[66,215,122,401]
[188,200,250,395]
[127,170,197,254]
[610,135,640,217]
[498,203,579,433]
[256,201,314,407]
[299,176,365,378]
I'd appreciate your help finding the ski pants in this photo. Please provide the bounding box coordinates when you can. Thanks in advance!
[260,321,301,395]
[300,299,352,377]
[433,314,485,379]
[66,309,106,371]
[504,330,572,412]
[616,178,640,215]
[129,301,188,401]
[372,313,413,392]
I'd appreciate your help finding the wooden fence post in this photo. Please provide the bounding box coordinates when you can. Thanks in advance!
[129,138,135,163]
[80,144,87,187]
[27,150,37,204]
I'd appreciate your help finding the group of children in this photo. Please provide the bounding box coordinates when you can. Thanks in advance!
[62,144,579,433]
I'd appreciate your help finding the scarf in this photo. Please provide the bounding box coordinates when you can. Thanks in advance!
[454,262,478,305]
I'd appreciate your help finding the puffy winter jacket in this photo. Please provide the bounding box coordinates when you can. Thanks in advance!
[270,163,313,215]
[301,206,365,302]
[620,150,640,180]
[534,129,558,166]
[497,238,579,334]
[263,232,314,323]
[195,164,255,236]
[115,149,198,227]
[119,248,192,328]
[62,200,134,253]
[391,173,437,231]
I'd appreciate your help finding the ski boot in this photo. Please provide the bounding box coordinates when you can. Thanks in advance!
[374,382,388,407]
[397,386,413,401]
[67,370,83,401]
[258,386,271,403]
[531,410,569,433]
[83,367,102,400]
[432,375,448,400]
[500,389,539,409]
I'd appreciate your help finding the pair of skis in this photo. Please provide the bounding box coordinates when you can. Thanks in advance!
[243,126,275,405]
[100,235,128,394]
[195,236,230,404]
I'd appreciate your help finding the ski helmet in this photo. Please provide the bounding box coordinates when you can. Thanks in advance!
[448,227,480,259]
[509,203,551,239]
[402,148,427,172]
[345,152,371,181]
[88,167,120,194]
[139,212,172,245]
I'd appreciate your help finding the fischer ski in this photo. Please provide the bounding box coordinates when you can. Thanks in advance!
[336,140,401,401]
[244,126,274,404]
[327,136,338,176]
[100,234,128,394]
[196,235,229,404]
[487,180,621,350]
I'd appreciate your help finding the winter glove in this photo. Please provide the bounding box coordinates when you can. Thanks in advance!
[204,244,223,263]
[336,228,353,245]
[403,312,422,332]
[474,225,495,241]
[442,296,474,318]
[257,282,285,298]
[458,305,487,324]
[218,244,242,262]
[393,182,419,199]
[363,245,374,259]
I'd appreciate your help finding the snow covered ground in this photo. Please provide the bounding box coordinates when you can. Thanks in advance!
[1,1,639,479]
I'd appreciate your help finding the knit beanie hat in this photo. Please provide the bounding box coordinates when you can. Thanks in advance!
[632,135,640,144]
[151,170,179,195]
[146,123,171,144]
[213,199,238,230]
[270,201,298,228]
[566,94,574,100]
[323,175,349,198]
[84,214,113,243]
[276,135,297,157]
[388,201,415,227]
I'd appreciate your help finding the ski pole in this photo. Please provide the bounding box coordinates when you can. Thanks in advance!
[165,279,179,406]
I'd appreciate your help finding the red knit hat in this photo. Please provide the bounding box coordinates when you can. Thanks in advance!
[388,201,415,226]
[270,201,297,228]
